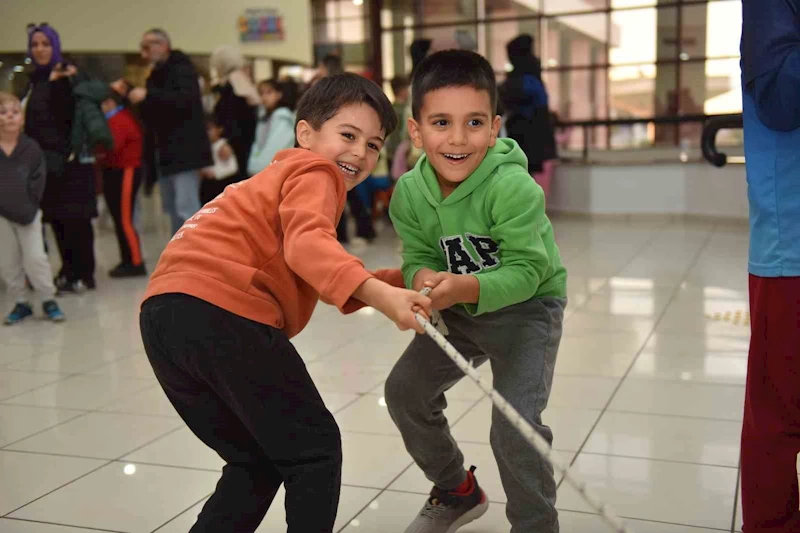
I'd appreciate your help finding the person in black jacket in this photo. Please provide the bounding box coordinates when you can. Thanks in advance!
[128,28,212,235]
[500,34,556,174]
[23,23,99,294]
[209,46,258,184]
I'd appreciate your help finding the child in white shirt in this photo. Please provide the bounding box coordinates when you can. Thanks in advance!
[200,115,238,205]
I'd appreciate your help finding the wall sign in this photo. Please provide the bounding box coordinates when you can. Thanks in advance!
[238,9,284,42]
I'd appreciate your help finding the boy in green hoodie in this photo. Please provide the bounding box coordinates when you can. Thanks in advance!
[386,50,567,533]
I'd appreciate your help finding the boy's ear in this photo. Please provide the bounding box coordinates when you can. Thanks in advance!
[295,120,314,149]
[489,114,502,148]
[407,117,424,149]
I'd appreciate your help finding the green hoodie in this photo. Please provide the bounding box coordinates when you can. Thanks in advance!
[70,77,113,153]
[389,138,567,316]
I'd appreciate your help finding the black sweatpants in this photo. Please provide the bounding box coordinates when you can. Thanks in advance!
[103,167,144,266]
[139,293,342,533]
[336,189,375,243]
[50,218,95,283]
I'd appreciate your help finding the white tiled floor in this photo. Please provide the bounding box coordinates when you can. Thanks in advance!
[0,216,750,532]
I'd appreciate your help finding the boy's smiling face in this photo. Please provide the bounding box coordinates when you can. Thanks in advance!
[296,103,385,191]
[408,86,501,194]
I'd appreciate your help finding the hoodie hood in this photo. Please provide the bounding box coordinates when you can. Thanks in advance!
[507,34,533,59]
[72,78,110,103]
[413,137,528,207]
[507,34,542,76]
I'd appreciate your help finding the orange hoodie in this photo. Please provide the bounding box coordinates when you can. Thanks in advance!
[142,148,403,339]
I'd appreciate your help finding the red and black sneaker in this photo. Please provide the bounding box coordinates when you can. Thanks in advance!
[404,466,489,533]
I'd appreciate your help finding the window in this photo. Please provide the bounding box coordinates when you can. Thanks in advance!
[309,0,743,151]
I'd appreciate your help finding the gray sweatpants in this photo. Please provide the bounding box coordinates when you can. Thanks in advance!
[0,211,56,303]
[385,297,566,533]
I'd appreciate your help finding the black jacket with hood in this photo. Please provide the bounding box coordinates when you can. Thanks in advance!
[500,35,557,173]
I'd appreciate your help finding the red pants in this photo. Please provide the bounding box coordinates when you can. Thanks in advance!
[741,274,800,532]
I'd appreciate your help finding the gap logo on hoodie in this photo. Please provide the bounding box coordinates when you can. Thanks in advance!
[440,234,500,275]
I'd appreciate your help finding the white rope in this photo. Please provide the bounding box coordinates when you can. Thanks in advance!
[416,288,633,533]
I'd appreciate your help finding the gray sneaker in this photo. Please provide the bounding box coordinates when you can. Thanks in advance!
[404,466,489,533]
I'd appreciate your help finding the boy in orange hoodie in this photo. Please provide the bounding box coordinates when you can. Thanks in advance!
[139,73,431,533]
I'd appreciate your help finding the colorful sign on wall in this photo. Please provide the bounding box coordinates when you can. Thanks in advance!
[238,9,284,42]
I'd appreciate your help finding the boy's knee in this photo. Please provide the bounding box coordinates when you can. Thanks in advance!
[384,367,413,411]
[385,365,432,416]
[384,370,401,406]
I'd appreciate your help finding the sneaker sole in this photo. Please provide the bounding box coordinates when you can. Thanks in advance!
[445,494,489,533]
[4,314,33,325]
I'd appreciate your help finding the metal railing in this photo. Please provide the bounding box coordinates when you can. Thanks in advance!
[556,113,743,163]
[701,114,744,167]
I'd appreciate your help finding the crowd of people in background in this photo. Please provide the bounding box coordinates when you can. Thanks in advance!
[0,22,558,325]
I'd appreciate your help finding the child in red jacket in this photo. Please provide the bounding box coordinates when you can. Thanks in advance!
[100,89,146,278]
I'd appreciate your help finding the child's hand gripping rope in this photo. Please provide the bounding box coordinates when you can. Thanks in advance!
[416,287,634,533]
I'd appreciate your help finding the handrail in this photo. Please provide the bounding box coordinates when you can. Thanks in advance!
[701,114,743,167]
[557,113,741,129]
[551,113,743,163]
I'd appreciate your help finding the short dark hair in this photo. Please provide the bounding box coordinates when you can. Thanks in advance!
[296,73,397,137]
[321,53,344,76]
[105,86,125,106]
[276,79,300,111]
[411,49,496,120]
[390,76,409,95]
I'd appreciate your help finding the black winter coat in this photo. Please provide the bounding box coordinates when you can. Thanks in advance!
[212,83,257,181]
[23,71,97,220]
[500,55,557,173]
[141,50,213,188]
[23,72,72,175]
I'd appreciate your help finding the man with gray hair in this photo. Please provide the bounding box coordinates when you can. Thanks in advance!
[128,28,212,234]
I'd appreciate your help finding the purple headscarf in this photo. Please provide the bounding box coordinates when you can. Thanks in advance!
[27,24,63,73]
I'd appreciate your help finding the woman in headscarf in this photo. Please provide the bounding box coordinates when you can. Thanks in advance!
[23,23,100,293]
[209,46,258,184]
[500,34,557,177]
